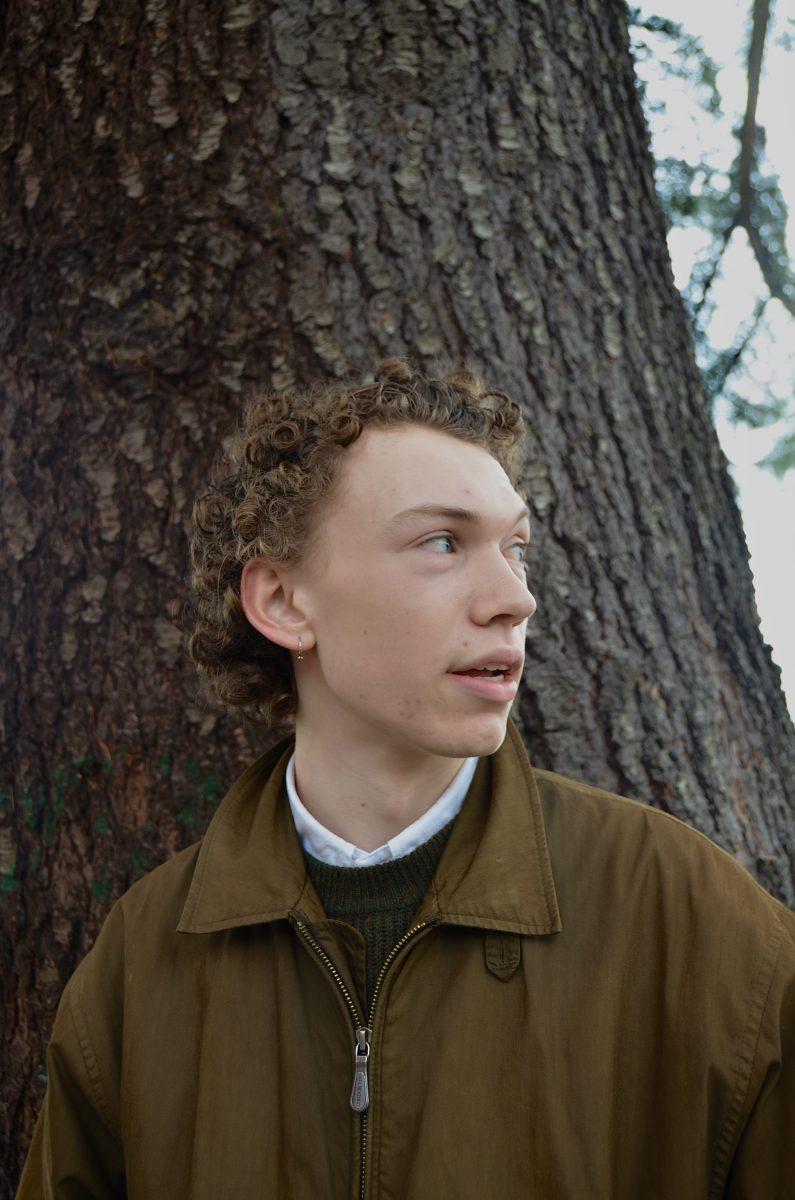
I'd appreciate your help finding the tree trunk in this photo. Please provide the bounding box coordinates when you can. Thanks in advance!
[2,0,793,1188]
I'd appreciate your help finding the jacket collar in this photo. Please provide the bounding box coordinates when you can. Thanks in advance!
[176,715,562,938]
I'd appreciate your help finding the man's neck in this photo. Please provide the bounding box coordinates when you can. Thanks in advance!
[290,727,467,853]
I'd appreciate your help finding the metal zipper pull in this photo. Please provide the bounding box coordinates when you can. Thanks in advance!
[350,1026,372,1112]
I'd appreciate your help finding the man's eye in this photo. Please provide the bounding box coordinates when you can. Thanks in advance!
[420,535,530,562]
[421,534,456,552]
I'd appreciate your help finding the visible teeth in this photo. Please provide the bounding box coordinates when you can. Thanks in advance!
[481,662,509,671]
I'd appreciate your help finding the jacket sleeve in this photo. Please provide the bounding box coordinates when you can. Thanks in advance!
[724,903,795,1198]
[14,907,127,1199]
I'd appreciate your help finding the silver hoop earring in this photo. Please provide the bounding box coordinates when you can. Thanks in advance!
[297,637,304,662]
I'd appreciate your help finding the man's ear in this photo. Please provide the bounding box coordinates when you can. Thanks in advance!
[239,557,313,653]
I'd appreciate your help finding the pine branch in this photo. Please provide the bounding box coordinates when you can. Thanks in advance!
[736,0,794,315]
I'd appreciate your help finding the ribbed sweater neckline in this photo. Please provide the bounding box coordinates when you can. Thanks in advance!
[301,814,457,916]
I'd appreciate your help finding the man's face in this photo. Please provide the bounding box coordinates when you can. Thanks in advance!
[286,422,536,759]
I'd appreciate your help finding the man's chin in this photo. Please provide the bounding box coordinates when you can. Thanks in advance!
[430,711,510,759]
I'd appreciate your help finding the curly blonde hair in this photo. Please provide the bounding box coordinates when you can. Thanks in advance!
[184,355,530,730]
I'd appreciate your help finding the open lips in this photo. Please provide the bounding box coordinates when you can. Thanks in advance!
[449,651,523,681]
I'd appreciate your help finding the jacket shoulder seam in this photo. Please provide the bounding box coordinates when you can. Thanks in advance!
[533,768,785,904]
[68,956,123,1145]
[708,910,786,1195]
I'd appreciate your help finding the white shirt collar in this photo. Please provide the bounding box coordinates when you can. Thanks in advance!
[284,752,479,867]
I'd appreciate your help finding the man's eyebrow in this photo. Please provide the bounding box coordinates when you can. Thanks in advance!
[386,502,531,527]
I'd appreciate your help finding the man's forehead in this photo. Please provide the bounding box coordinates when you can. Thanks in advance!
[385,501,531,527]
[335,424,527,529]
[358,423,507,477]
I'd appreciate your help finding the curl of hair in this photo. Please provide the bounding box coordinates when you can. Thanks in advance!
[185,355,530,730]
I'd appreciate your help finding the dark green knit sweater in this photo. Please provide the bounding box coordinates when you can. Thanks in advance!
[301,815,456,1015]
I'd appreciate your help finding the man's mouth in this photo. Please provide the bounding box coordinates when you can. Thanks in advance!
[452,667,509,679]
[447,669,519,701]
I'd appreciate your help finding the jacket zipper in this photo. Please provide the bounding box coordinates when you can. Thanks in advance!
[289,910,440,1200]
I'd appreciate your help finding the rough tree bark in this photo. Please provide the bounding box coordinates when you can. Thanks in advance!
[1,0,793,1189]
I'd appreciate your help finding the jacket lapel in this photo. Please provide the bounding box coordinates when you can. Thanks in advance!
[175,731,305,933]
[418,717,562,935]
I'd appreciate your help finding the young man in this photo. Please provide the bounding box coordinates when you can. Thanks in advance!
[16,358,795,1198]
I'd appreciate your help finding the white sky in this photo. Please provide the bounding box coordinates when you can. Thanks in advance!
[634,0,795,720]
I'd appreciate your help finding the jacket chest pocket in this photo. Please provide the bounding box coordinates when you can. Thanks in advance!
[483,932,521,980]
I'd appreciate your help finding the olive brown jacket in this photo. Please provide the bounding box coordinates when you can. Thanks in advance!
[15,717,795,1198]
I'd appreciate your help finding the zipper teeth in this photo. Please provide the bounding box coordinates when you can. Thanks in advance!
[361,1112,367,1200]
[367,918,435,1026]
[292,912,439,1200]
[361,919,435,1200]
[292,917,364,1027]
